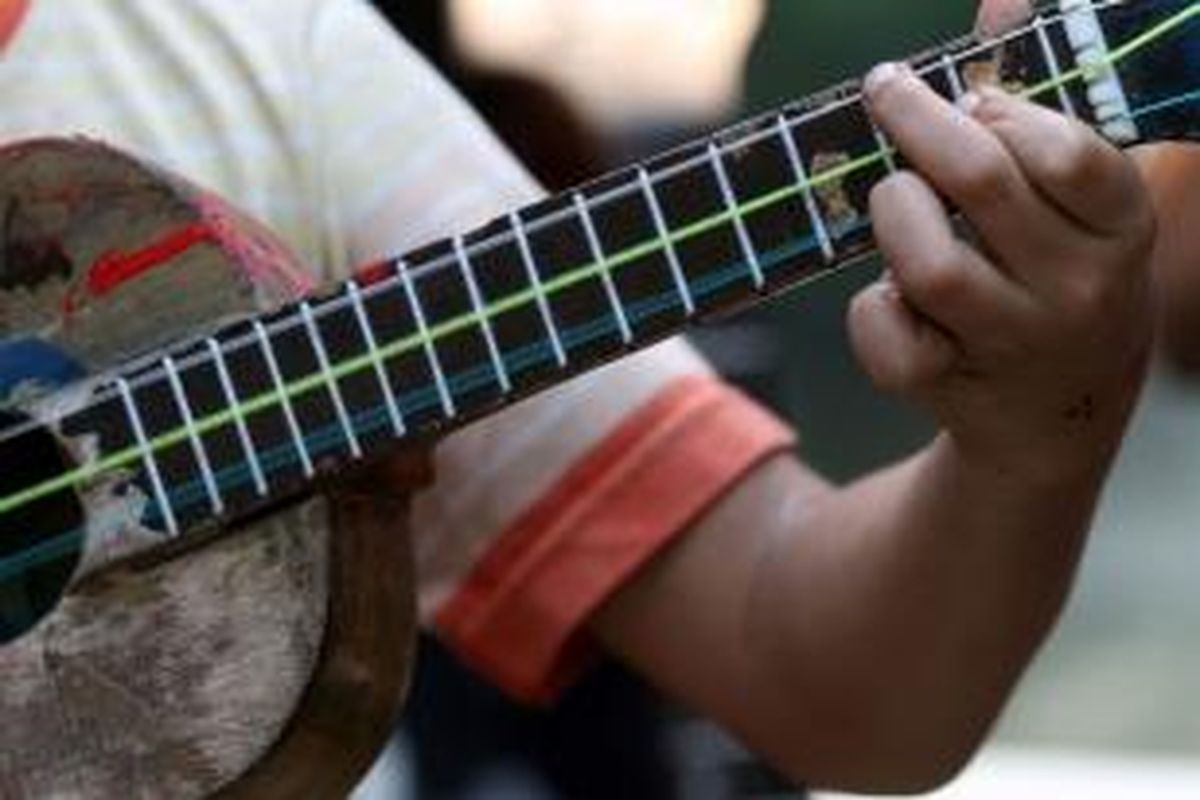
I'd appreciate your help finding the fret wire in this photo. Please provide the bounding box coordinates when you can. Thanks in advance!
[942,53,966,100]
[706,141,766,290]
[0,5,1115,457]
[300,301,364,459]
[454,236,513,393]
[163,355,224,515]
[376,7,1092,293]
[245,10,1060,338]
[206,338,269,497]
[253,320,316,478]
[1034,14,1079,117]
[397,259,457,419]
[869,118,898,174]
[572,193,634,344]
[636,167,696,316]
[347,280,407,437]
[115,377,180,537]
[0,0,1153,533]
[774,114,836,262]
[364,11,1083,297]
[0,0,1155,526]
[509,211,568,368]
[37,15,1072,410]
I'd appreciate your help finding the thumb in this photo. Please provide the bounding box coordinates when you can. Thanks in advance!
[975,0,1033,37]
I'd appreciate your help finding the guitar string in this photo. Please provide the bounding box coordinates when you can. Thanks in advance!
[0,0,1122,468]
[110,80,1200,524]
[0,1,1103,451]
[0,0,1186,518]
[2,81,1200,585]
[0,220,870,584]
[0,0,1193,523]
[2,81,1197,584]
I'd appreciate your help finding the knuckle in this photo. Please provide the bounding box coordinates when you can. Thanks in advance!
[950,158,1017,209]
[849,289,914,392]
[870,347,918,392]
[1125,194,1159,255]
[950,149,1013,209]
[1058,273,1114,327]
[979,333,1034,364]
[847,289,877,337]
[882,336,953,392]
[908,249,970,308]
[1043,125,1106,192]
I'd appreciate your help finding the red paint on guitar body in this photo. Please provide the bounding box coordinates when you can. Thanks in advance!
[63,221,217,315]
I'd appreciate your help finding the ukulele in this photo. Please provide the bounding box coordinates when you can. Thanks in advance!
[1,1,1197,797]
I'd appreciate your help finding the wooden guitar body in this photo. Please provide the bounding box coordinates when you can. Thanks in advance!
[0,140,415,799]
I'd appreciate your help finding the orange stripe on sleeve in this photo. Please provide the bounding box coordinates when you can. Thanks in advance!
[434,375,796,703]
[0,0,27,51]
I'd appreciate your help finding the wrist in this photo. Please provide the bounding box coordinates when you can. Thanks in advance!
[936,339,1149,493]
[927,428,1111,501]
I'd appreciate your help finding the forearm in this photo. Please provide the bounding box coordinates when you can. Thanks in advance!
[594,62,1151,795]
[743,434,1102,789]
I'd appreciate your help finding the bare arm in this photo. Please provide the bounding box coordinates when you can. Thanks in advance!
[593,446,1110,792]
[593,48,1154,795]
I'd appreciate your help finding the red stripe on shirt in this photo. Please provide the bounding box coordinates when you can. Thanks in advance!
[0,0,29,50]
[435,375,796,703]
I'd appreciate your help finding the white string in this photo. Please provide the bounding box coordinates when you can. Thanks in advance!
[0,2,1116,452]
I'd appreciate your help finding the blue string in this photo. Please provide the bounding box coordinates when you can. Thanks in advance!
[7,226,845,582]
[5,87,1200,582]
[136,84,1200,524]
[1128,87,1200,121]
[151,223,865,521]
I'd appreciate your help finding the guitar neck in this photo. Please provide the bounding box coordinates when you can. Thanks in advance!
[50,0,1200,539]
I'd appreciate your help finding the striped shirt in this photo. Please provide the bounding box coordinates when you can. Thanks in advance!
[0,0,794,699]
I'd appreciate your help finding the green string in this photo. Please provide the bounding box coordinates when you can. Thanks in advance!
[0,0,1196,519]
[1022,1,1200,100]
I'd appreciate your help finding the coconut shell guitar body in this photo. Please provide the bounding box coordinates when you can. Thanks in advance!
[0,140,418,798]
[0,1,1197,797]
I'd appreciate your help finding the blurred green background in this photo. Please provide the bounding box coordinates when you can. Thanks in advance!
[748,0,973,105]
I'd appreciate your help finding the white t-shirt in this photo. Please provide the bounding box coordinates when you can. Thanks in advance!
[0,0,792,701]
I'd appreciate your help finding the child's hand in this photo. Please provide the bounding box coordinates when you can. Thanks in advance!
[850,64,1155,483]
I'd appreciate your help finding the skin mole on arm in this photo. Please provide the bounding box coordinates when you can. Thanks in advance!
[1064,393,1097,424]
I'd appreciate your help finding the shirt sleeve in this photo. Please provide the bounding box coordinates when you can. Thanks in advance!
[306,0,797,702]
[426,363,796,703]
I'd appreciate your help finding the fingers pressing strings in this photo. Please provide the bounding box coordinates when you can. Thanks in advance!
[849,278,958,394]
[863,62,1069,290]
[966,87,1149,238]
[869,172,1032,346]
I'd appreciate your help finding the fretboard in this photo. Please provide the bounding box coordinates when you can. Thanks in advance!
[48,0,1195,539]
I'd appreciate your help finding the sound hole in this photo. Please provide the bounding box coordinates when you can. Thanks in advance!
[0,410,84,643]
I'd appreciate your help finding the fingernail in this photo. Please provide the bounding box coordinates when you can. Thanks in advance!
[962,85,1006,119]
[959,91,983,116]
[865,62,907,97]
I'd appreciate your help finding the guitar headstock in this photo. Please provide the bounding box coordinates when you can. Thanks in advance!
[1092,0,1200,143]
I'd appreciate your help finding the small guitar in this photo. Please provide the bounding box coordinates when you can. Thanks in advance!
[1,1,1197,797]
